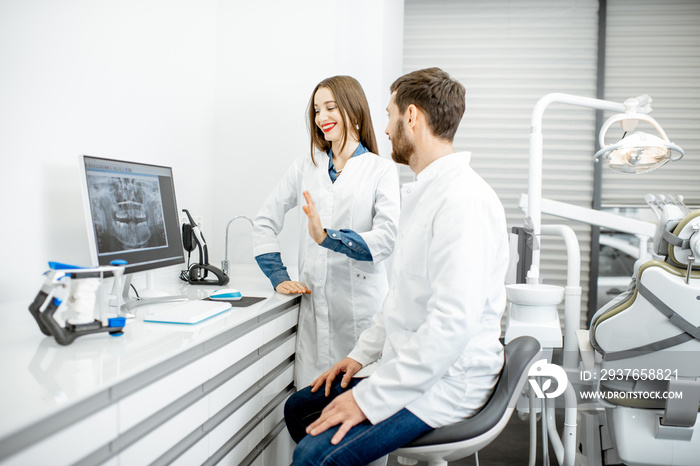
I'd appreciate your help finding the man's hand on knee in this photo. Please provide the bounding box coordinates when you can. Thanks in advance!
[306,390,367,445]
[310,357,362,397]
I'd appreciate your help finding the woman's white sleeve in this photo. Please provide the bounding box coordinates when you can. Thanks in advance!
[252,162,301,256]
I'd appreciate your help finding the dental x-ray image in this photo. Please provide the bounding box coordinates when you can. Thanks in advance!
[86,173,168,254]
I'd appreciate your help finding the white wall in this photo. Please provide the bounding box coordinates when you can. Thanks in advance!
[0,0,404,305]
[0,0,219,304]
[209,0,405,271]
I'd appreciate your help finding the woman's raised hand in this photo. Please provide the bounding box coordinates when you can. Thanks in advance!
[302,190,328,244]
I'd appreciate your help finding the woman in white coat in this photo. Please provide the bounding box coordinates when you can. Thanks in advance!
[252,76,400,389]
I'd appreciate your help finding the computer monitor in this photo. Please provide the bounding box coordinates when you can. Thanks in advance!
[79,155,186,312]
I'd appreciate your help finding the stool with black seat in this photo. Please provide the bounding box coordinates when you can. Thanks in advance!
[393,336,541,466]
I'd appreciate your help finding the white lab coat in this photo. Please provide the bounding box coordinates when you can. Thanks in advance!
[348,152,509,428]
[252,151,400,388]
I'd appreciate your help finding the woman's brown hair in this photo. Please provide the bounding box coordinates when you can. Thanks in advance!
[307,76,379,164]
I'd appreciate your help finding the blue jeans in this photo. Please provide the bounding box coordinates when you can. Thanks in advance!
[284,378,434,466]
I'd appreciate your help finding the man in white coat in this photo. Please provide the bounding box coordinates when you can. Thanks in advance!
[284,67,510,466]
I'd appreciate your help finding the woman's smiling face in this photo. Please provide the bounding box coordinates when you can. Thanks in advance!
[314,86,346,144]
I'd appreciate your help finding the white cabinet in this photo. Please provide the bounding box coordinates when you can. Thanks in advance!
[3,406,118,466]
[0,295,299,466]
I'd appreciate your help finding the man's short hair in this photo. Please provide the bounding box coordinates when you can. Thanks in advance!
[390,67,466,142]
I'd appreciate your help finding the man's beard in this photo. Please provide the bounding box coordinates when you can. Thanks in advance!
[390,121,415,166]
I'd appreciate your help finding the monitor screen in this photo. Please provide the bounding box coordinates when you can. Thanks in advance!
[79,155,185,275]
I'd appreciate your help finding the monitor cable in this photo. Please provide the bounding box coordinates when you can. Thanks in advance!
[130,283,141,299]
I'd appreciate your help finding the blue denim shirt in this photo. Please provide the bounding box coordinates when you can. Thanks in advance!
[328,142,369,181]
[256,144,373,289]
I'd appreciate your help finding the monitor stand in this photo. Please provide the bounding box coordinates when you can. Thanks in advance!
[139,270,172,298]
[114,271,188,318]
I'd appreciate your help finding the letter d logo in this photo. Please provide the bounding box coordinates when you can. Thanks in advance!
[528,359,568,399]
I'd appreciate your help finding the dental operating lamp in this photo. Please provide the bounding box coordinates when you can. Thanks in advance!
[594,112,684,174]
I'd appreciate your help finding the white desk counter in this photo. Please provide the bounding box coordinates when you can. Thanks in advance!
[0,265,300,466]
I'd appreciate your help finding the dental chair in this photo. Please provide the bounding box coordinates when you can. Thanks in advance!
[577,207,700,466]
[393,336,541,466]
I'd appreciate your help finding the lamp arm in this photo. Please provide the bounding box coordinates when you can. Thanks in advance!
[530,93,626,130]
[527,93,636,282]
[519,194,657,238]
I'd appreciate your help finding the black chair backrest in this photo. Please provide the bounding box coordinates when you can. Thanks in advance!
[404,336,541,447]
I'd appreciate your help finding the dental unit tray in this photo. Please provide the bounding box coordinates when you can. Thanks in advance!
[28,262,126,346]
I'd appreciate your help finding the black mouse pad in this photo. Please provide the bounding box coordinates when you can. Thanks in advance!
[204,296,266,307]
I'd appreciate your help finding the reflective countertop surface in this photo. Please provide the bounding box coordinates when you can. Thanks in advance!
[0,264,298,441]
